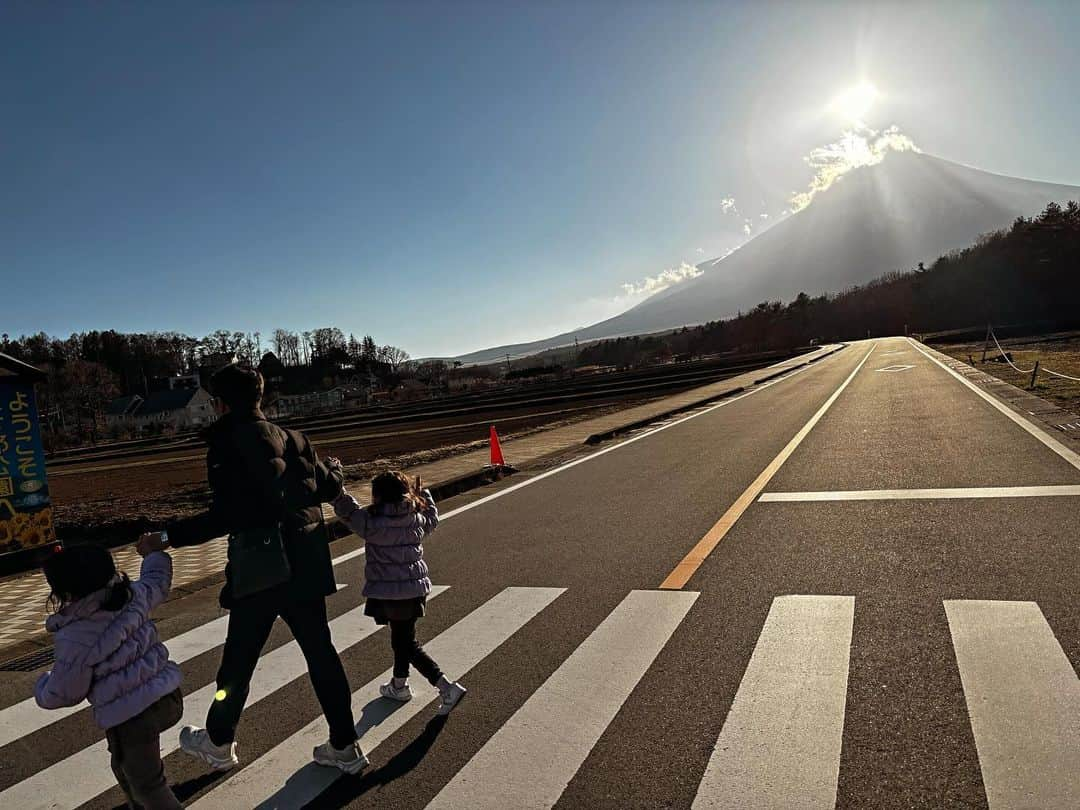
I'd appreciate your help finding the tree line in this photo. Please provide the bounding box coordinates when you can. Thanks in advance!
[0,327,411,446]
[579,201,1080,366]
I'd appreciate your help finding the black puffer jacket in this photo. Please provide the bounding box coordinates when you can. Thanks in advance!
[167,409,343,606]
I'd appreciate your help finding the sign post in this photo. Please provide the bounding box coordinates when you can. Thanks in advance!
[0,354,56,557]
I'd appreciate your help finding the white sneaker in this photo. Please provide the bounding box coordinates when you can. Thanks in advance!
[380,681,414,702]
[312,740,369,775]
[179,726,239,771]
[436,681,467,716]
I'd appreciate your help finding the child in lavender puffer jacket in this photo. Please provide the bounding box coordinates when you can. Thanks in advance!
[331,468,467,715]
[36,544,183,810]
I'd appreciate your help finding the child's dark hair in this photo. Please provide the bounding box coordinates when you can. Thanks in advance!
[368,471,424,515]
[43,545,132,613]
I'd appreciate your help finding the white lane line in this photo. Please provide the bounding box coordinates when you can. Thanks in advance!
[190,586,566,810]
[908,338,1080,472]
[0,548,364,750]
[426,589,699,810]
[1,587,447,810]
[944,600,1080,810]
[759,485,1080,502]
[692,595,854,810]
[440,349,845,521]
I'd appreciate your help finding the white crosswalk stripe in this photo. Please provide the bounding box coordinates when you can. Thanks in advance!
[0,544,364,749]
[4,590,1080,809]
[427,589,698,810]
[691,595,855,810]
[945,599,1080,810]
[0,586,346,750]
[188,586,566,810]
[0,586,447,810]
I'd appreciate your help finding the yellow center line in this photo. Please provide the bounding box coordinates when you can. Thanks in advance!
[660,343,877,590]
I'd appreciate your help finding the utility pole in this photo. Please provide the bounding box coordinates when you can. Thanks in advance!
[505,353,511,375]
[981,324,991,363]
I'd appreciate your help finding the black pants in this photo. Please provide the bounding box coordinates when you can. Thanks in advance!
[208,595,358,750]
[106,688,184,810]
[390,619,443,686]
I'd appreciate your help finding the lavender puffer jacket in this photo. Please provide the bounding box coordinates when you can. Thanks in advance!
[34,551,182,730]
[333,489,438,599]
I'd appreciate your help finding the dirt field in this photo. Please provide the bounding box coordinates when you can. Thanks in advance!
[47,397,653,542]
[938,332,1080,414]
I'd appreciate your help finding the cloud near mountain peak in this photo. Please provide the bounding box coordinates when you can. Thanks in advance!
[621,261,703,298]
[790,124,920,213]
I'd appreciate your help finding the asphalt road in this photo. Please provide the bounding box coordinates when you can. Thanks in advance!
[1,337,1077,809]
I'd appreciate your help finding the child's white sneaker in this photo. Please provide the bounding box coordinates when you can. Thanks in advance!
[312,740,369,774]
[380,681,414,702]
[179,726,239,771]
[436,681,467,715]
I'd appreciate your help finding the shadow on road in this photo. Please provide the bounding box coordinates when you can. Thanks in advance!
[302,714,449,809]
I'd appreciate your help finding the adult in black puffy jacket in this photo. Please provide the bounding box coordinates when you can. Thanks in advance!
[138,364,368,775]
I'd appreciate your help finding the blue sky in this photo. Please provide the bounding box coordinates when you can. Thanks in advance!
[4,1,1080,357]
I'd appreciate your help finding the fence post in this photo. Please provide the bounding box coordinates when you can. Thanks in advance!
[981,324,991,363]
[1029,360,1040,390]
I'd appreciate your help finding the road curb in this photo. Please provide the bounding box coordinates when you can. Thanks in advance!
[583,386,747,445]
[584,344,847,446]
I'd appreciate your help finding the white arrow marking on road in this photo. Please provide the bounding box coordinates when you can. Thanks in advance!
[692,595,855,810]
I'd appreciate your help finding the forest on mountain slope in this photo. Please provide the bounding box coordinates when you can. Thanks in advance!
[577,201,1080,367]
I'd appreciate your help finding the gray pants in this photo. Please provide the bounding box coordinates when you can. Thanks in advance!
[104,689,184,810]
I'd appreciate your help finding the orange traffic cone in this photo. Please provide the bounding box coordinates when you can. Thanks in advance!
[489,425,506,467]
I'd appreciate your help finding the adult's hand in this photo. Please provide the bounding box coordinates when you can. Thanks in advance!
[326,456,343,472]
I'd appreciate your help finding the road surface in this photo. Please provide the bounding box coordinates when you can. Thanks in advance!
[1,337,1076,809]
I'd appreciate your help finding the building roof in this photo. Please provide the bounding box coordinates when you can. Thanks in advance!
[106,394,143,416]
[0,352,47,382]
[138,387,202,416]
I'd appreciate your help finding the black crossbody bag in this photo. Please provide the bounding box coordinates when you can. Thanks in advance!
[227,431,297,599]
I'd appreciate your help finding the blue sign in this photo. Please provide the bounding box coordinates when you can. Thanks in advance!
[0,381,56,554]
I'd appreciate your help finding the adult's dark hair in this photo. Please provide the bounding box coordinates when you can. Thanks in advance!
[210,364,264,412]
[43,545,132,613]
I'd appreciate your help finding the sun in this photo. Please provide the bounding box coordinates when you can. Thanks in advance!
[828,81,879,125]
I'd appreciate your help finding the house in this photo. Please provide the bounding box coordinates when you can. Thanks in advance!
[105,387,216,430]
[263,388,346,419]
[105,395,143,426]
[136,388,215,429]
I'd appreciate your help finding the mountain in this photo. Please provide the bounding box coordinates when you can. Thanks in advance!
[453,152,1080,364]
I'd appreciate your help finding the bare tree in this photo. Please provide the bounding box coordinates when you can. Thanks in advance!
[378,345,410,373]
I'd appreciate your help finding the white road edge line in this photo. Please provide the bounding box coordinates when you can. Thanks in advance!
[758,485,1080,502]
[944,600,1080,809]
[907,338,1080,472]
[692,595,855,810]
[441,348,845,521]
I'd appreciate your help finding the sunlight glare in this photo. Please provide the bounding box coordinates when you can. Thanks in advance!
[828,81,879,124]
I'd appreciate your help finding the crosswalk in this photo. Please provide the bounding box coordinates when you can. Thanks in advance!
[0,586,1077,809]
